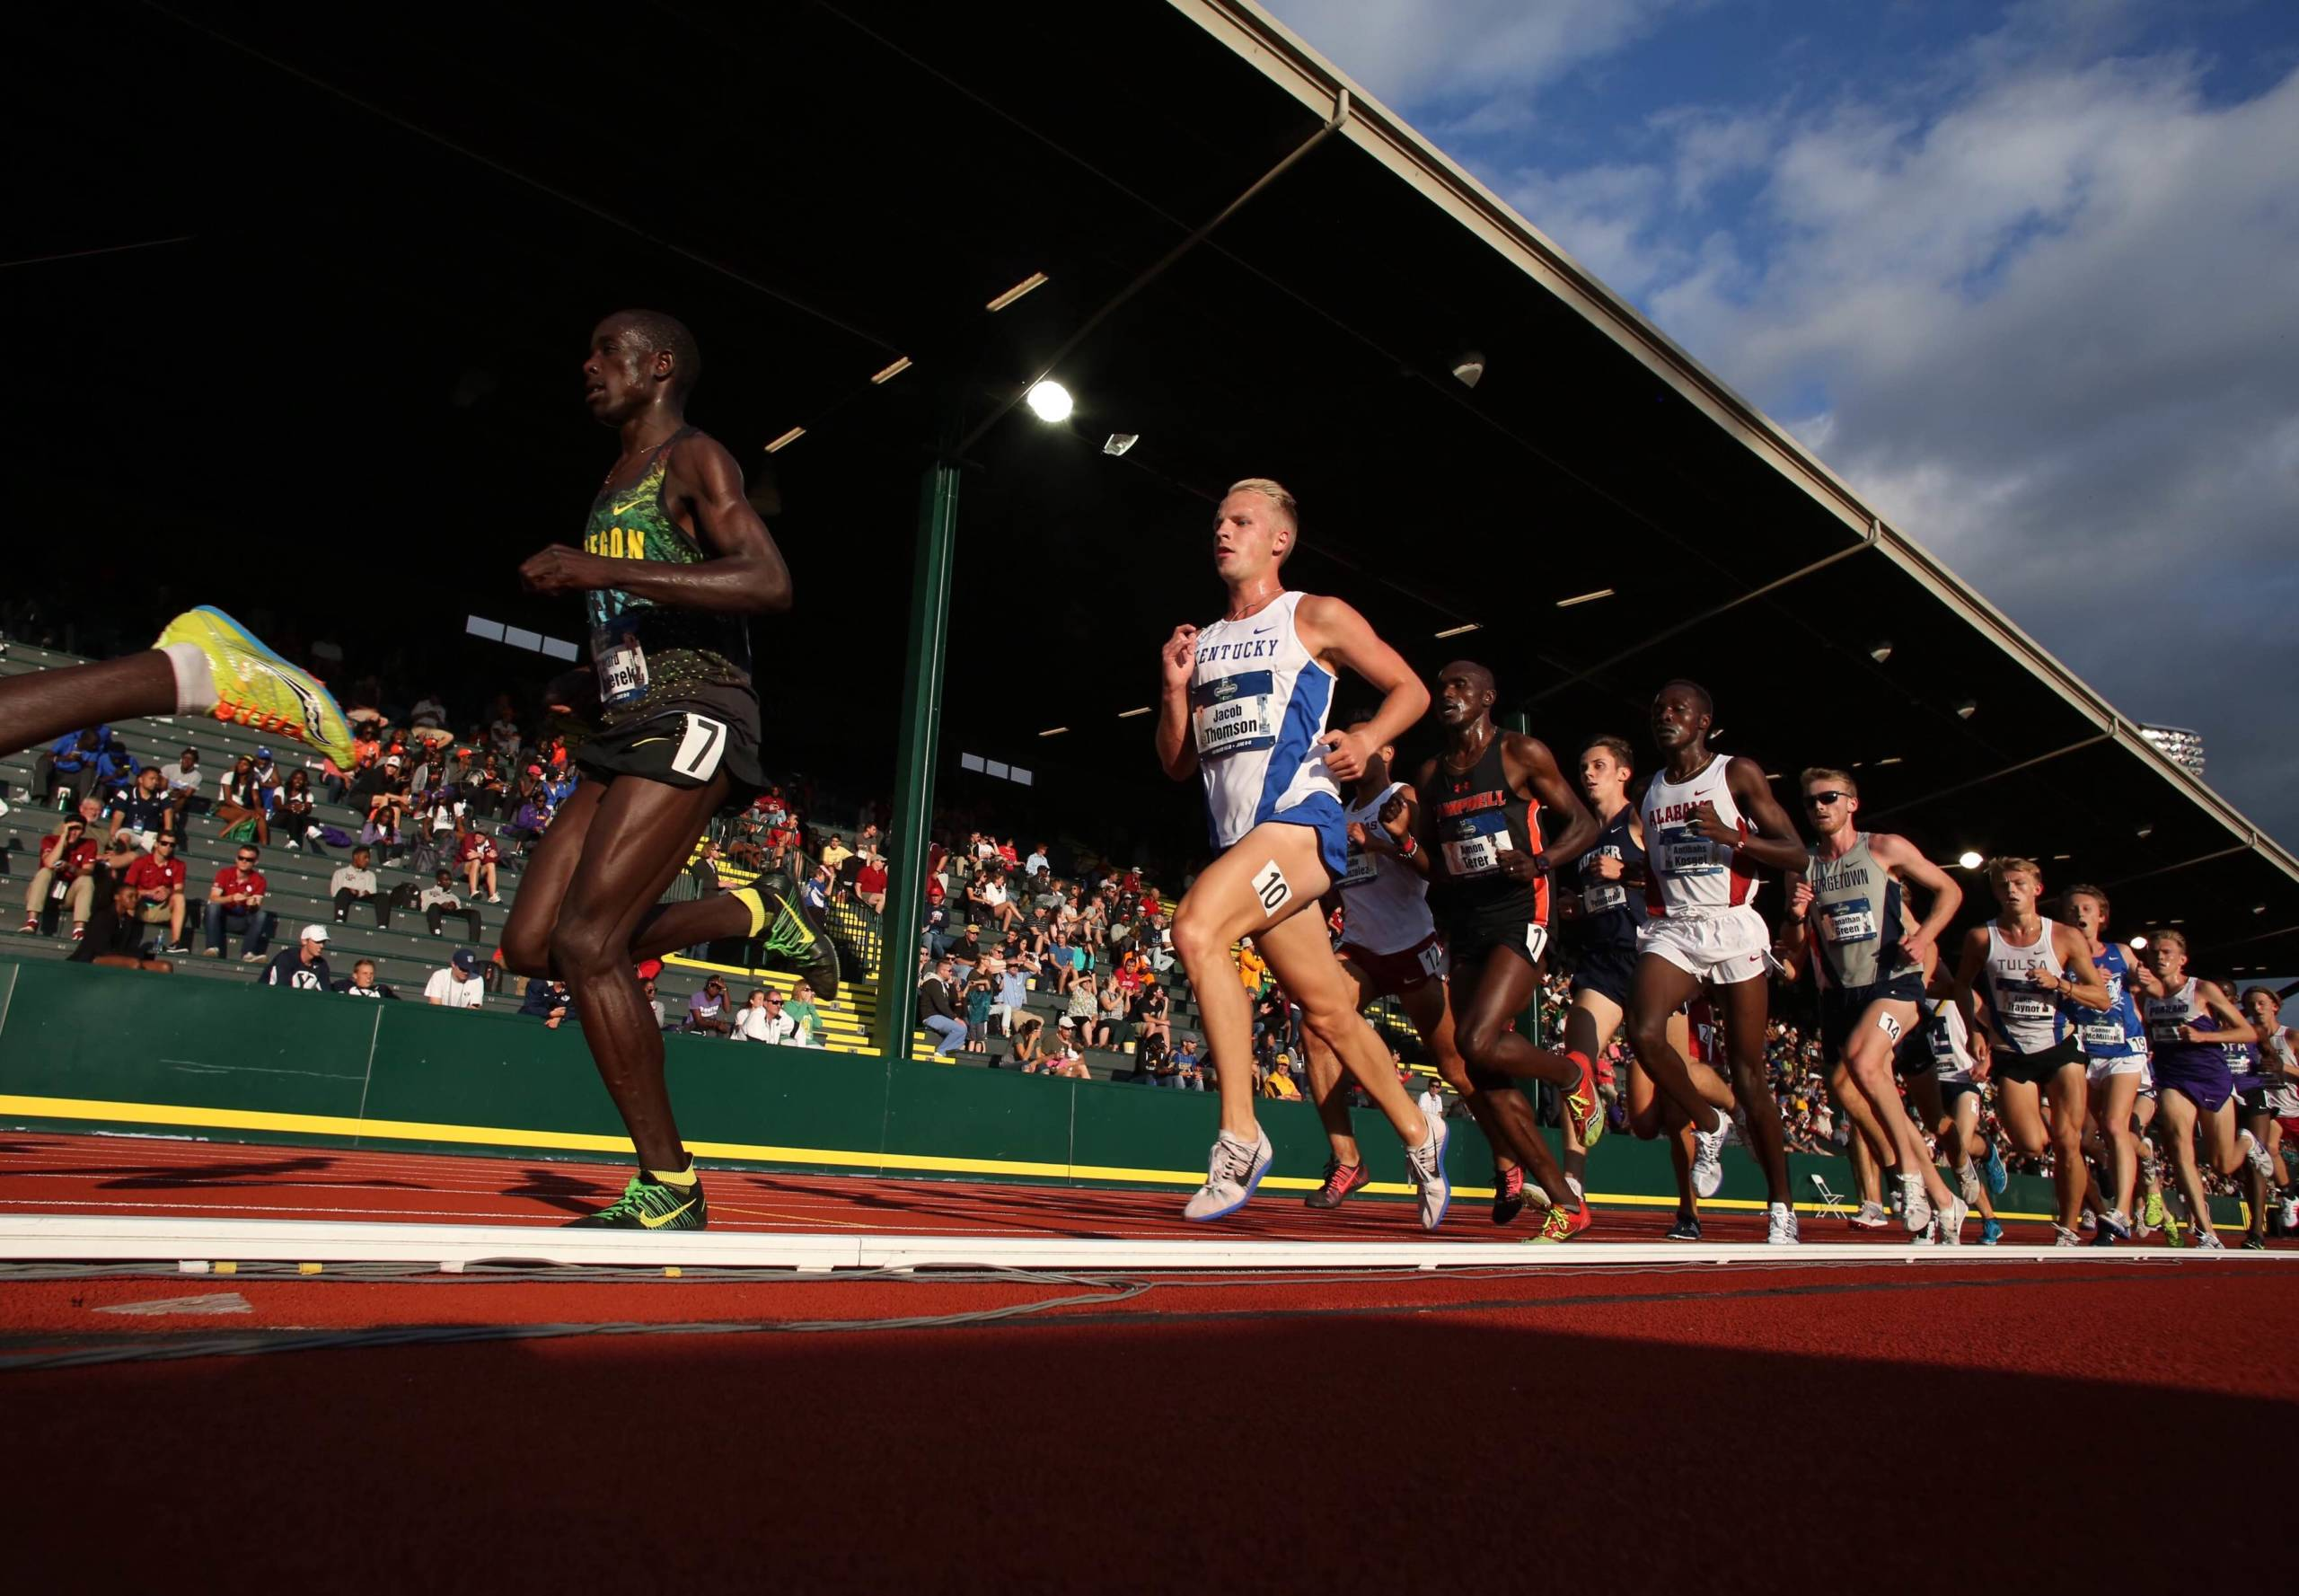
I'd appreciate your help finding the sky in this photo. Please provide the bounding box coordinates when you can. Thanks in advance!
[1265,0,2299,848]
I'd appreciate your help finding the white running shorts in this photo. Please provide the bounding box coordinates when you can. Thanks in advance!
[1635,904,1769,987]
[2085,1053,2148,1084]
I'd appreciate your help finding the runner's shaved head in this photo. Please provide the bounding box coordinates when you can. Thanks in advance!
[1441,661,1495,697]
[605,308,702,401]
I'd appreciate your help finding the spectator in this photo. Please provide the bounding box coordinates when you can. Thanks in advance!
[1096,977,1129,1051]
[201,842,277,961]
[468,754,509,820]
[333,957,402,1000]
[1172,1036,1204,1091]
[683,974,734,1036]
[407,688,452,743]
[110,766,175,851]
[1417,1076,1447,1124]
[855,851,888,913]
[736,987,802,1045]
[124,833,190,952]
[1133,981,1170,1051]
[1047,1020,1091,1080]
[66,872,174,972]
[784,979,824,1046]
[460,824,501,904]
[260,924,335,992]
[21,811,100,939]
[964,973,995,1053]
[1263,1054,1301,1100]
[163,747,206,832]
[248,747,283,815]
[800,860,832,915]
[1135,1030,1172,1084]
[215,754,269,845]
[918,956,965,1057]
[820,833,853,874]
[330,847,391,929]
[1237,936,1267,994]
[33,727,103,808]
[420,869,483,941]
[640,975,668,1030]
[277,769,328,856]
[501,790,551,852]
[989,960,1027,1039]
[1068,971,1105,1048]
[519,976,573,1028]
[1010,1016,1045,1071]
[425,948,487,1009]
[359,803,407,868]
[1025,841,1049,877]
[486,697,523,766]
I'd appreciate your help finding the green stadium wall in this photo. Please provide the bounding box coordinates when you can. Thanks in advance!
[0,959,2243,1227]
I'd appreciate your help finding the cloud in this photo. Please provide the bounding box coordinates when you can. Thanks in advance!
[1268,0,1686,108]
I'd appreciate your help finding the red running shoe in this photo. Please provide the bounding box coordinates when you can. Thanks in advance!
[1526,1200,1594,1244]
[1303,1156,1370,1210]
[1562,1050,1601,1149]
[1492,1163,1527,1225]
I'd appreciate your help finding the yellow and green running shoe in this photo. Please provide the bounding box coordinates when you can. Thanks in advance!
[156,605,355,768]
[565,1171,709,1230]
[2141,1189,2166,1230]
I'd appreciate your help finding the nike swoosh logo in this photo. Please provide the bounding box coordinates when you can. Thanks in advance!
[638,1198,697,1229]
[1251,625,1274,634]
[612,497,648,517]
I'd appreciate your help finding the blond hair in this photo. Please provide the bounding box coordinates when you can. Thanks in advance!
[2152,927,2189,954]
[1800,767,1858,798]
[1986,856,2042,886]
[1227,477,1299,564]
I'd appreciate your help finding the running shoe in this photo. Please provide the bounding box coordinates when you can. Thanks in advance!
[1303,1156,1370,1210]
[1985,1139,2007,1195]
[2192,1225,2226,1253]
[1848,1201,1889,1230]
[2097,1208,2131,1243]
[156,606,355,768]
[1957,1160,1982,1205]
[1690,1112,1727,1200]
[1185,1128,1274,1221]
[2240,1131,2274,1179]
[1934,1194,1969,1246]
[2141,1189,2167,1230]
[565,1170,708,1230]
[1766,1204,1800,1245]
[1561,1050,1602,1151]
[2279,1192,2298,1231]
[2164,1213,2185,1249]
[1666,1212,1704,1242]
[1490,1163,1527,1225]
[2242,1235,2267,1251]
[1405,1112,1450,1231]
[1980,1217,2004,1246]
[1525,1200,1593,1245]
[2078,1212,2096,1233]
[1898,1175,1934,1236]
[2054,1225,2083,1248]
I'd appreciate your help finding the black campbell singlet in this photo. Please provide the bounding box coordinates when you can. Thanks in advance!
[1573,804,1647,954]
[1429,730,1545,925]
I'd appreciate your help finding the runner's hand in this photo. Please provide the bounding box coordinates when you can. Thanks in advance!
[1786,877,1813,921]
[1317,728,1375,782]
[1161,625,1199,689]
[520,544,604,596]
[1900,926,1934,968]
[1592,853,1626,882]
[1969,1030,1992,1080]
[1346,821,1370,848]
[1379,792,1411,841]
[1689,800,1740,848]
[1493,847,1546,883]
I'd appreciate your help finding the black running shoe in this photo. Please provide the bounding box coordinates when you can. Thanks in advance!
[1491,1164,1527,1225]
[1666,1212,1703,1241]
[565,1171,709,1230]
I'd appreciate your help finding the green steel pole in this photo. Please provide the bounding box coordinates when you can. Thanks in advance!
[871,459,961,1055]
[1500,708,1544,1049]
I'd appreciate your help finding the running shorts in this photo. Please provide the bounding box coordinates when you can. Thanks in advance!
[574,679,769,812]
[2084,1051,2149,1085]
[1635,904,1768,987]
[2278,1115,2299,1142]
[1264,793,1350,886]
[1571,937,1637,1006]
[1819,970,1926,1062]
[2154,1050,2233,1113]
[2232,1076,2270,1114]
[1337,930,1448,996]
[1440,904,1550,973]
[1941,1077,1979,1112]
[1989,1034,2084,1086]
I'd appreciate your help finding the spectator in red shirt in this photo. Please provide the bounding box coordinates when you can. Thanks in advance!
[124,833,190,951]
[855,852,888,913]
[458,823,500,904]
[20,813,100,939]
[203,845,277,962]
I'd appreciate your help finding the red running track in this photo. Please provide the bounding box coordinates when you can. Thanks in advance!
[3,1132,2295,1590]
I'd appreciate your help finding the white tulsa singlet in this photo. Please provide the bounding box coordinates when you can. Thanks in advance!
[1982,919,2067,1054]
[1188,590,1340,851]
[1639,754,1754,916]
[1334,780,1435,957]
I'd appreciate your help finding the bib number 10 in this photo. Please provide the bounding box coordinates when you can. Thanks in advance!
[1251,860,1292,917]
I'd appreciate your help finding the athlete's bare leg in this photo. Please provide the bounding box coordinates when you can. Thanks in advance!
[1563,990,1619,1194]
[1396,971,1535,1182]
[1712,974,1792,1204]
[1951,1093,1999,1223]
[1622,1040,1704,1221]
[545,772,733,1173]
[1841,999,1955,1217]
[0,651,178,759]
[2239,1106,2274,1242]
[2092,1072,2143,1221]
[1829,1063,1894,1209]
[499,780,608,978]
[1625,956,1736,1131]
[1255,904,1431,1147]
[1449,948,1578,1210]
[2155,1090,2220,1242]
[1302,958,1379,1168]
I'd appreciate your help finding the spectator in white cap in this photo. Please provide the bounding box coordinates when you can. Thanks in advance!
[425,948,487,1009]
[261,924,334,992]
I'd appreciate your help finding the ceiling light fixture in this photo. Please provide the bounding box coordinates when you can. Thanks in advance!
[2129,935,2147,949]
[1116,707,1151,719]
[869,356,912,384]
[1875,756,1903,766]
[986,271,1048,312]
[1956,700,1977,719]
[764,426,805,453]
[1038,726,1069,737]
[1555,587,1616,608]
[2256,904,2269,914]
[2136,824,2154,838]
[1103,433,1138,456]
[1025,380,1073,423]
[1957,851,1985,869]
[1869,641,1894,664]
[1449,349,1485,388]
[1433,622,1481,639]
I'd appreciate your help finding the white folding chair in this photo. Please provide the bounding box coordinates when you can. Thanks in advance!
[1807,1170,1854,1221]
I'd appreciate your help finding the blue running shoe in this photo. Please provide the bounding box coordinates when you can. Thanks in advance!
[1985,1140,2007,1195]
[1980,1217,2004,1246]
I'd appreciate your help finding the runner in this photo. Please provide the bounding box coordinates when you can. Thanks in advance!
[1158,479,1449,1226]
[1775,768,1968,1240]
[1298,718,1581,1239]
[498,309,804,1231]
[2238,985,2299,1240]
[1896,944,2006,1245]
[2060,885,2148,1243]
[1953,858,2110,1246]
[1390,663,1602,1240]
[2126,930,2265,1252]
[1624,681,1805,1243]
[2223,979,2282,1248]
[1555,734,1729,1237]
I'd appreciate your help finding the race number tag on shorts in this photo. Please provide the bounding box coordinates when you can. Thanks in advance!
[1417,941,1449,981]
[1522,923,1551,966]
[670,714,727,781]
[1190,671,1276,760]
[1440,808,1511,878]
[1249,859,1291,917]
[1820,904,1877,944]
[1655,824,1721,878]
[592,622,651,709]
[1582,883,1626,914]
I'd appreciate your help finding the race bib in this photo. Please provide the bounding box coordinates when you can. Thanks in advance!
[1582,883,1626,914]
[2004,992,2055,1021]
[1440,808,1511,879]
[2081,1018,2132,1052]
[592,622,651,708]
[1190,671,1276,760]
[1819,904,1877,944]
[2148,1017,2184,1046]
[1655,824,1721,878]
[1339,846,1379,889]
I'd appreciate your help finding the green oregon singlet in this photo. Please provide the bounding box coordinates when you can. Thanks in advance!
[580,427,753,719]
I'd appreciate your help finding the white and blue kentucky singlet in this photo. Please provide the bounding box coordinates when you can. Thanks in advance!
[1189,591,1340,851]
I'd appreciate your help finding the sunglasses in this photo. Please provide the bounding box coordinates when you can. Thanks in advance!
[1804,790,1848,807]
[237,854,259,863]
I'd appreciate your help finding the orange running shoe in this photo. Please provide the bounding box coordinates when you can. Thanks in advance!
[1562,1050,1602,1150]
[1526,1200,1594,1245]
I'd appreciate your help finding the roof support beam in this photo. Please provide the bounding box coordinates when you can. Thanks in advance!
[2105,844,2254,893]
[1863,734,2113,824]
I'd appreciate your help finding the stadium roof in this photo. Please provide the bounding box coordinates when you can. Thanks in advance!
[22,1,2296,967]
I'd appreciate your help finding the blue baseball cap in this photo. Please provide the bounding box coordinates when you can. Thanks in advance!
[452,948,478,973]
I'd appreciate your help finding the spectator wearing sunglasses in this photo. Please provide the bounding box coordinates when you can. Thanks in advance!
[204,845,277,961]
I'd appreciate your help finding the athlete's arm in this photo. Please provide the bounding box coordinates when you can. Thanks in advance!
[1507,734,1600,872]
[520,435,792,614]
[2048,927,2111,1012]
[1716,756,1808,874]
[2187,980,2258,1045]
[1871,833,1961,970]
[1773,874,1812,983]
[1155,625,1199,782]
[1295,595,1430,782]
[1952,926,1994,1075]
[1379,773,1436,879]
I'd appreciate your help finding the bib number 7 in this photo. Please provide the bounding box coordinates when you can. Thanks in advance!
[671,714,727,781]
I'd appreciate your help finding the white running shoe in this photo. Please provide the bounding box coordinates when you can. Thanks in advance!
[1898,1175,1933,1236]
[1405,1110,1450,1231]
[1956,1161,1981,1204]
[2193,1225,2227,1252]
[1766,1203,1800,1245]
[2280,1193,2298,1230]
[1183,1128,1273,1221]
[1935,1194,1969,1247]
[2054,1225,2083,1248]
[1848,1201,1889,1230]
[1690,1113,1727,1199]
[2240,1131,2273,1178]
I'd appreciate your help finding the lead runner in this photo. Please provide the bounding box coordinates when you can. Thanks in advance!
[1158,479,1449,1225]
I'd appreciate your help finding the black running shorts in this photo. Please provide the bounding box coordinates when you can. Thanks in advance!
[574,680,768,813]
